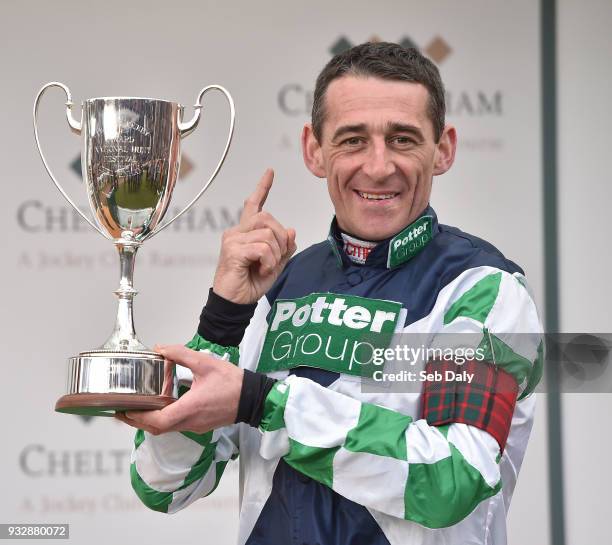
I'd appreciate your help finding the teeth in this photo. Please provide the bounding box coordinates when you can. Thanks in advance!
[358,191,396,200]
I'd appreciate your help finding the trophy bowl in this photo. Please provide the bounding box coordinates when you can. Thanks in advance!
[34,83,235,416]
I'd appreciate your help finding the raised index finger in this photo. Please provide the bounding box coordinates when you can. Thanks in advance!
[240,168,274,222]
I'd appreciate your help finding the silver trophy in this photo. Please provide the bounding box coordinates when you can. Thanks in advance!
[33,82,235,416]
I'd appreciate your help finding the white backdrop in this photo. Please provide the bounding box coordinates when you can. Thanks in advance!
[1,1,553,544]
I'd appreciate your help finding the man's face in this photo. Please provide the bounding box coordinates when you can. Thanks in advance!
[302,76,456,241]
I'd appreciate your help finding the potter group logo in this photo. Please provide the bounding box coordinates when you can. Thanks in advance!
[329,34,452,64]
[256,293,402,377]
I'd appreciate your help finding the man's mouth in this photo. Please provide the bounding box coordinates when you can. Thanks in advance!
[356,191,398,201]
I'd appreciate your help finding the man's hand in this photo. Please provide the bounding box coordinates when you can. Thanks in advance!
[115,345,243,435]
[213,169,297,304]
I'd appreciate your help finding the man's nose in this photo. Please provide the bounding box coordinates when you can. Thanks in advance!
[361,141,396,181]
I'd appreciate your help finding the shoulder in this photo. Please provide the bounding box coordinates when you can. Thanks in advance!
[428,223,538,325]
[412,220,542,339]
[433,223,524,278]
[396,221,530,320]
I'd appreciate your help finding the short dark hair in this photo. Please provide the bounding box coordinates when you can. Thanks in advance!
[311,42,446,142]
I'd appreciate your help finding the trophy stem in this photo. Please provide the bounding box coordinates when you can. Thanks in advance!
[100,235,149,352]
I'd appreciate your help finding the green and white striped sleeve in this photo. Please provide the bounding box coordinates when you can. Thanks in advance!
[257,268,543,529]
[130,334,239,514]
[439,268,544,400]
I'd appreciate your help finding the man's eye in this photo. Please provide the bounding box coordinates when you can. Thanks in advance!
[342,137,363,146]
[390,135,415,145]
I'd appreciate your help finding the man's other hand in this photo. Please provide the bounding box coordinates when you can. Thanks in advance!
[212,169,297,304]
[115,345,243,435]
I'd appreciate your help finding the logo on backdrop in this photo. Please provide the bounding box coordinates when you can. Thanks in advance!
[329,34,452,63]
[19,443,131,477]
[18,151,240,237]
[15,439,237,515]
[276,33,504,151]
[16,200,240,235]
[15,187,240,268]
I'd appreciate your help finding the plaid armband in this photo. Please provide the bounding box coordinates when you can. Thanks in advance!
[420,359,518,452]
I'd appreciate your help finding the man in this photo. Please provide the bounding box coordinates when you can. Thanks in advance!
[118,42,542,545]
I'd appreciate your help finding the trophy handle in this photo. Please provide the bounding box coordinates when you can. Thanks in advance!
[148,85,236,238]
[33,82,111,240]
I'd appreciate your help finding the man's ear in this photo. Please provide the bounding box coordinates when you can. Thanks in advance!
[302,123,326,178]
[433,125,457,176]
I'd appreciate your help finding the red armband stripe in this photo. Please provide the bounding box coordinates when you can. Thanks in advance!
[420,359,518,452]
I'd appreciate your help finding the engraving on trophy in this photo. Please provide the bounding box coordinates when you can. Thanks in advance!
[125,120,151,136]
[83,100,173,240]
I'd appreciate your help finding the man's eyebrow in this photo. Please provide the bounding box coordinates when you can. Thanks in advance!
[331,122,426,142]
[331,124,367,141]
[387,122,425,139]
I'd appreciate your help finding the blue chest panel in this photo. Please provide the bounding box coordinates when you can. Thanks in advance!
[246,459,392,545]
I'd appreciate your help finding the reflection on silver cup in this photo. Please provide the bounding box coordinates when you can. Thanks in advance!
[33,82,235,416]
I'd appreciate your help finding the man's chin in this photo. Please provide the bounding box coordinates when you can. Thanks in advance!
[338,212,410,241]
[350,222,401,242]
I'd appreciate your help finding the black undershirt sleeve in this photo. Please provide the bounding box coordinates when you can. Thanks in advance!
[236,369,277,427]
[197,288,276,428]
[197,288,257,346]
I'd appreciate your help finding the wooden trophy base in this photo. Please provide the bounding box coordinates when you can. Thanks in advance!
[55,393,175,417]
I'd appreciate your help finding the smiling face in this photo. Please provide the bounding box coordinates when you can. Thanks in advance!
[302,76,457,241]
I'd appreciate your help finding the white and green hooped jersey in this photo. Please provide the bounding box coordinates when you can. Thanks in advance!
[130,208,543,545]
